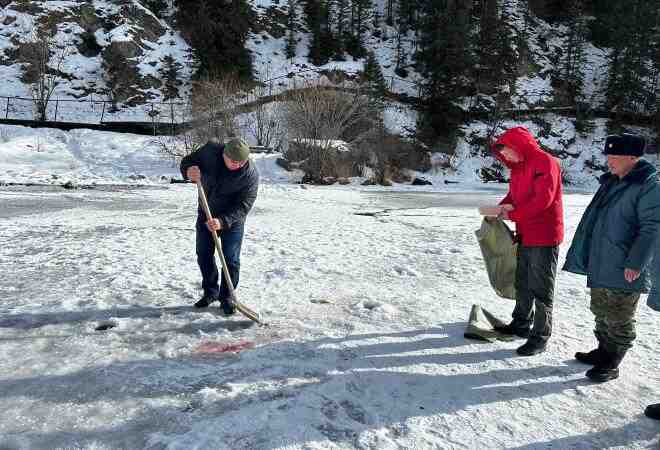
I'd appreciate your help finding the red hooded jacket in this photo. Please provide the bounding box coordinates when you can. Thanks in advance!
[493,127,564,247]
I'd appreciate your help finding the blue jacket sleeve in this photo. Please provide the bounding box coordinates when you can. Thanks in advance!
[625,184,660,270]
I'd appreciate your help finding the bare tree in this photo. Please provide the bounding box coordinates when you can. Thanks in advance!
[241,83,286,151]
[20,28,69,121]
[484,89,510,151]
[152,100,199,161]
[281,80,378,182]
[154,74,247,162]
[191,73,245,144]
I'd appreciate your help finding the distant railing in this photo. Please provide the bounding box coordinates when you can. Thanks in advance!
[0,95,188,124]
[0,65,426,127]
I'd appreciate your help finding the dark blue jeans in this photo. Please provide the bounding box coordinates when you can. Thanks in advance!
[195,219,244,300]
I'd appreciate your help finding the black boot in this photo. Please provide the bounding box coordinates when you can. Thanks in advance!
[220,295,237,316]
[494,322,530,339]
[586,348,627,382]
[194,294,218,308]
[644,403,660,420]
[516,339,547,356]
[575,345,606,365]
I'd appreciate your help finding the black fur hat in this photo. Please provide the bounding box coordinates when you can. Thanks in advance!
[603,134,646,157]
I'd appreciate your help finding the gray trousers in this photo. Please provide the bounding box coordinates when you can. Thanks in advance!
[512,245,559,343]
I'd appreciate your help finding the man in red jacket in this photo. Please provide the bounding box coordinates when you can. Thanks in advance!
[490,127,564,356]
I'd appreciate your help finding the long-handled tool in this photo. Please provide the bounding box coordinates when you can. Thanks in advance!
[196,181,262,324]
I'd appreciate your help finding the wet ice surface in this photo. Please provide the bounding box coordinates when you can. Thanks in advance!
[0,185,658,450]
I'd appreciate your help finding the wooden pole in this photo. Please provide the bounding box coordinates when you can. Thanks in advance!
[195,181,262,324]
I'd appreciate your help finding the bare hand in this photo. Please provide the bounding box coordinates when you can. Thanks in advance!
[624,268,641,283]
[498,204,514,220]
[187,165,201,183]
[206,218,222,232]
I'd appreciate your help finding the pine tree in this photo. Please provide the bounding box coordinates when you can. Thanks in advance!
[175,0,252,80]
[604,0,659,114]
[346,0,372,57]
[473,0,515,92]
[385,0,395,26]
[334,0,350,58]
[144,0,168,18]
[394,26,407,77]
[416,0,473,139]
[560,1,587,105]
[394,0,410,77]
[159,55,182,100]
[305,0,326,65]
[363,50,388,96]
[285,0,298,60]
[319,1,336,62]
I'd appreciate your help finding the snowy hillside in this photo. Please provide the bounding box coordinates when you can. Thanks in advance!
[247,0,424,97]
[0,1,615,118]
[0,0,193,122]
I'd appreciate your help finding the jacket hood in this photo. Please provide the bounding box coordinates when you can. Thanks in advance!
[599,158,657,185]
[491,127,544,168]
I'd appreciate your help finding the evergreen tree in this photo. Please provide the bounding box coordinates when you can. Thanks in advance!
[175,0,252,80]
[394,25,407,77]
[334,0,350,58]
[394,0,414,77]
[304,0,326,65]
[385,0,395,26]
[285,0,298,60]
[472,0,515,93]
[144,0,168,18]
[559,1,587,105]
[346,0,372,57]
[416,0,473,140]
[318,1,337,62]
[363,50,388,96]
[604,0,659,114]
[159,55,182,100]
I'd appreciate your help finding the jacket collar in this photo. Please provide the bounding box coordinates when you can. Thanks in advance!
[599,159,657,185]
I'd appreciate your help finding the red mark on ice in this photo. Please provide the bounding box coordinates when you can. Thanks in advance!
[194,341,255,354]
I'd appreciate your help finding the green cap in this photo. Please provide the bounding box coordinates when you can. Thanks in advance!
[224,138,251,161]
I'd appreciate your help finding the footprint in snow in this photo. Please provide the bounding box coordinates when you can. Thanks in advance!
[340,400,369,425]
[393,265,420,277]
[95,320,117,331]
[362,300,382,310]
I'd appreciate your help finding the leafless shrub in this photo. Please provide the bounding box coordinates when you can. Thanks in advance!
[241,82,286,151]
[19,27,69,121]
[191,73,245,144]
[281,80,379,182]
[0,128,11,143]
[152,101,200,161]
[154,73,249,161]
[559,157,575,185]
[355,124,427,184]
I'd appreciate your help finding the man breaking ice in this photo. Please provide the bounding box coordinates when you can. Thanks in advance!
[180,138,259,315]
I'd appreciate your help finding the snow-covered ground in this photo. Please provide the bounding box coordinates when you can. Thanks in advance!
[0,126,659,449]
